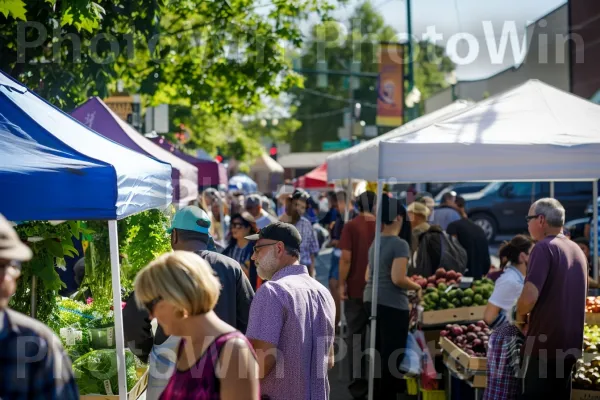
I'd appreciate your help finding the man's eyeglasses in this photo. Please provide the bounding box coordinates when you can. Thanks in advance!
[253,242,278,254]
[144,296,162,314]
[525,214,542,222]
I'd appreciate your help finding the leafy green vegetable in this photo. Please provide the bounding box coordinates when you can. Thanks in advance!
[73,349,138,395]
[10,221,88,326]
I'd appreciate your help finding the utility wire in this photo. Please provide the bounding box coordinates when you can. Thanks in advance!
[295,108,348,120]
[299,87,378,108]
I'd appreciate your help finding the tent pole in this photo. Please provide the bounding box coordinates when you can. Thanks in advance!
[367,179,384,400]
[594,181,598,280]
[108,220,128,400]
[30,275,37,318]
[219,196,225,244]
[340,178,352,378]
[550,181,555,198]
[344,179,353,223]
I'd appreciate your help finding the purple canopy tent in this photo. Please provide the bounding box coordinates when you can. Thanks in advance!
[151,137,228,188]
[71,97,199,207]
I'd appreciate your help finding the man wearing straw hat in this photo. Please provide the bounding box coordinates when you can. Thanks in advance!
[0,214,78,399]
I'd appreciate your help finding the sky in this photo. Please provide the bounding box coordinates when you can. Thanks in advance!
[306,0,567,80]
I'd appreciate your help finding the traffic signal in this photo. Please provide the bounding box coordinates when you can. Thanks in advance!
[215,147,224,163]
[269,143,278,161]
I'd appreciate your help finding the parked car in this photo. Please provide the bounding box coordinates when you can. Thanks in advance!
[463,181,593,242]
[434,182,490,204]
[565,217,589,240]
[585,197,600,217]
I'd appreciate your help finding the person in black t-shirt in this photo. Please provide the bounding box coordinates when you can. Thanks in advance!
[446,196,491,279]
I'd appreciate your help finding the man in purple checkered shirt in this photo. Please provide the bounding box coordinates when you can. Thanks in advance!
[484,323,525,400]
[245,222,335,400]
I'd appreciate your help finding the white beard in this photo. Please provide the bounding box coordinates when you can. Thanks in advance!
[256,249,279,280]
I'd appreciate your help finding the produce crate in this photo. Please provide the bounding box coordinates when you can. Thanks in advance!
[443,354,487,389]
[439,336,487,371]
[572,389,600,400]
[405,377,418,395]
[587,313,600,326]
[421,388,447,400]
[422,306,486,326]
[80,369,148,400]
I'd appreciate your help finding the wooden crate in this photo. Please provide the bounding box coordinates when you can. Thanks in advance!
[572,389,600,400]
[439,336,487,371]
[422,306,486,326]
[80,369,148,400]
[443,353,487,388]
[587,313,600,326]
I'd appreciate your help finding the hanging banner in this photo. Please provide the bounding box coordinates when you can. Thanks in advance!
[376,43,404,127]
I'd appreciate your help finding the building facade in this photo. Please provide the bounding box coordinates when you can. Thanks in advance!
[569,0,600,99]
[425,4,570,113]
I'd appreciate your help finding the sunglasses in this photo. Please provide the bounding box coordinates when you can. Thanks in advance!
[525,214,542,222]
[144,296,162,314]
[253,242,278,254]
[0,260,22,278]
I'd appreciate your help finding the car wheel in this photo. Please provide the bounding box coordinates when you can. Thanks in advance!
[471,213,497,242]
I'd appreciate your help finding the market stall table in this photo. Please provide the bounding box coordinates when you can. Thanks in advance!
[327,79,600,400]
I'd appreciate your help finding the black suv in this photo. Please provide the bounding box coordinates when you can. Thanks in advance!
[464,181,593,242]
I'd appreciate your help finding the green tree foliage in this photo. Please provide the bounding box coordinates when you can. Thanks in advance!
[289,1,455,151]
[0,0,321,160]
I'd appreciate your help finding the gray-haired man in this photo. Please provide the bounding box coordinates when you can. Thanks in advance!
[517,198,587,399]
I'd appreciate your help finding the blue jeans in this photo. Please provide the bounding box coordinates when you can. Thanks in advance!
[329,250,340,280]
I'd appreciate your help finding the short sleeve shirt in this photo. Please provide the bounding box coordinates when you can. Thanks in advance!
[245,265,335,400]
[488,266,525,321]
[363,236,411,310]
[339,214,376,299]
[524,234,587,359]
[295,217,320,265]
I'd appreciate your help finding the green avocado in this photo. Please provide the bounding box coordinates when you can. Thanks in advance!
[463,288,474,298]
[451,297,462,306]
[461,296,473,306]
[473,294,484,305]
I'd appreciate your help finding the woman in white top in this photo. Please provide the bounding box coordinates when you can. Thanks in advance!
[483,234,534,329]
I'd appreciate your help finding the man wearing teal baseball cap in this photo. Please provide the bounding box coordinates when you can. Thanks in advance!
[123,206,254,398]
[167,205,213,248]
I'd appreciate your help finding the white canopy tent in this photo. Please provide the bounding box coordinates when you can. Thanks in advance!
[331,79,600,400]
[326,100,472,181]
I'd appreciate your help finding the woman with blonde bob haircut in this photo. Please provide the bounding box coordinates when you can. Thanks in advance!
[135,251,259,400]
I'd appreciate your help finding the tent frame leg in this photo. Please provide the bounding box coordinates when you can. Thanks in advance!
[594,181,598,280]
[109,220,128,400]
[367,179,384,400]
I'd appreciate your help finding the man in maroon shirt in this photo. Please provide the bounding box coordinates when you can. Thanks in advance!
[339,191,376,399]
[516,198,587,399]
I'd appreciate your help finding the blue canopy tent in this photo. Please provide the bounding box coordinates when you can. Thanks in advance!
[228,173,258,194]
[0,71,172,399]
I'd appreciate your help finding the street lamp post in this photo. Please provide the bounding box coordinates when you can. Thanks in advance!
[446,71,458,101]
[406,0,415,122]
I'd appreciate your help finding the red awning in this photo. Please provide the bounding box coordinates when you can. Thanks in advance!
[295,163,333,189]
